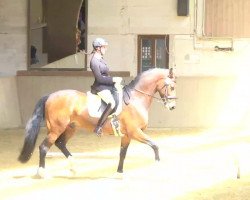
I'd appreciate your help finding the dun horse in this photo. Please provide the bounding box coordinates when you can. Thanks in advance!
[18,68,177,177]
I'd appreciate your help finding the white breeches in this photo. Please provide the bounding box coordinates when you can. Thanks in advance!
[97,90,116,109]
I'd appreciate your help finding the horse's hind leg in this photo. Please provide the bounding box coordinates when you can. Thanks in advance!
[131,128,160,161]
[117,135,131,173]
[38,132,59,177]
[55,128,75,158]
[55,126,76,173]
[55,134,72,158]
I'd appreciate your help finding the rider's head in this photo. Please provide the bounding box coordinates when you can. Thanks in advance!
[92,38,108,55]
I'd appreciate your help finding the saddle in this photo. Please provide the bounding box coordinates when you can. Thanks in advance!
[87,89,121,118]
[87,85,132,118]
[87,86,132,137]
[123,85,131,105]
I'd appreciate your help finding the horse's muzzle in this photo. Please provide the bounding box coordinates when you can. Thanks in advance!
[164,101,176,111]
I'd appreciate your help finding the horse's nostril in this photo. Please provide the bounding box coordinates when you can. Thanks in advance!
[170,106,176,110]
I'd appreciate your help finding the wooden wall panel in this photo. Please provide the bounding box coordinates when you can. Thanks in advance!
[205,0,250,38]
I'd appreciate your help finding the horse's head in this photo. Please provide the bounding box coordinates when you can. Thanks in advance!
[156,68,177,110]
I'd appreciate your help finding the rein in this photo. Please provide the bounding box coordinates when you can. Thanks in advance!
[134,88,166,102]
[134,85,177,102]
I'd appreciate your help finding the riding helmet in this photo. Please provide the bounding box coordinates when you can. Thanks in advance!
[92,38,108,49]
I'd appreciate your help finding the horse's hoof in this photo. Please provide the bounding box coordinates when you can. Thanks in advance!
[68,168,77,177]
[68,155,75,165]
[67,156,77,177]
[111,172,124,179]
[65,169,76,178]
[155,157,160,162]
[36,167,51,179]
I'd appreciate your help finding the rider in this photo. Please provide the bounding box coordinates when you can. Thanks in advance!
[90,38,122,136]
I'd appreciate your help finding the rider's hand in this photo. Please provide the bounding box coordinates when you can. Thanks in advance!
[112,77,122,83]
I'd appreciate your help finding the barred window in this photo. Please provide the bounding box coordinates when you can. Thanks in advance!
[138,35,169,73]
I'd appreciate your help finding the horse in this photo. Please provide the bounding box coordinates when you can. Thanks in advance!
[18,68,177,177]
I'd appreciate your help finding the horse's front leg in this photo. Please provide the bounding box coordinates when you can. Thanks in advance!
[131,128,160,161]
[117,135,131,173]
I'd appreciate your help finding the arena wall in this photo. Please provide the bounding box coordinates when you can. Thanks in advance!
[16,75,249,129]
[0,77,21,128]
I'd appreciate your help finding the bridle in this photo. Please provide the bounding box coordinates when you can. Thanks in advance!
[134,88,164,102]
[134,82,176,104]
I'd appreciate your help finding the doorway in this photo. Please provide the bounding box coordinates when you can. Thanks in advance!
[28,0,87,69]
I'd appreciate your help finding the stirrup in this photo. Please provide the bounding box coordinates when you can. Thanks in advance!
[110,115,124,137]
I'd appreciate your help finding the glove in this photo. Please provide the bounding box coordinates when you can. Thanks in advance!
[114,82,123,91]
[112,77,122,83]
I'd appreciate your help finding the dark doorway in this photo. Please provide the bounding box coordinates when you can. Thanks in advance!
[77,2,86,52]
[29,0,87,69]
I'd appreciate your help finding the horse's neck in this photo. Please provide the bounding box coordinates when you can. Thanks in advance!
[128,80,156,110]
[137,75,158,94]
[127,69,168,108]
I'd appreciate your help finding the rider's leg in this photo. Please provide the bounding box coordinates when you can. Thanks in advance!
[94,90,115,136]
[98,90,116,110]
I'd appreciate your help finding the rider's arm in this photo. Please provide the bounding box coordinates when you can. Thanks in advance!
[90,58,114,85]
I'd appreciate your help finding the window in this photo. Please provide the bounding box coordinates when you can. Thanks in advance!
[205,0,250,38]
[138,35,169,73]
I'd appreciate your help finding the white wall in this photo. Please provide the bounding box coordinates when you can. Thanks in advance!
[0,0,27,76]
[0,77,21,128]
[1,0,249,77]
[1,0,248,77]
[87,0,194,76]
[16,75,250,129]
[88,0,250,77]
[174,36,250,76]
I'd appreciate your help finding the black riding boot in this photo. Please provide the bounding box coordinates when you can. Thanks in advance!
[94,103,113,136]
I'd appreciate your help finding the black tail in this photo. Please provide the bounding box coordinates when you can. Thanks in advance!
[18,95,49,163]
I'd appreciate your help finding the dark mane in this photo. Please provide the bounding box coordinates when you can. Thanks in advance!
[126,71,143,89]
[122,68,168,105]
[126,68,168,89]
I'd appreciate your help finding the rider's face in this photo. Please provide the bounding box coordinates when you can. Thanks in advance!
[100,46,107,55]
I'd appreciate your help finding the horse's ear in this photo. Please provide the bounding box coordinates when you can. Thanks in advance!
[169,68,174,78]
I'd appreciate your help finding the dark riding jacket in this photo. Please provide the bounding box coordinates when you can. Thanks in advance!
[90,54,115,94]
